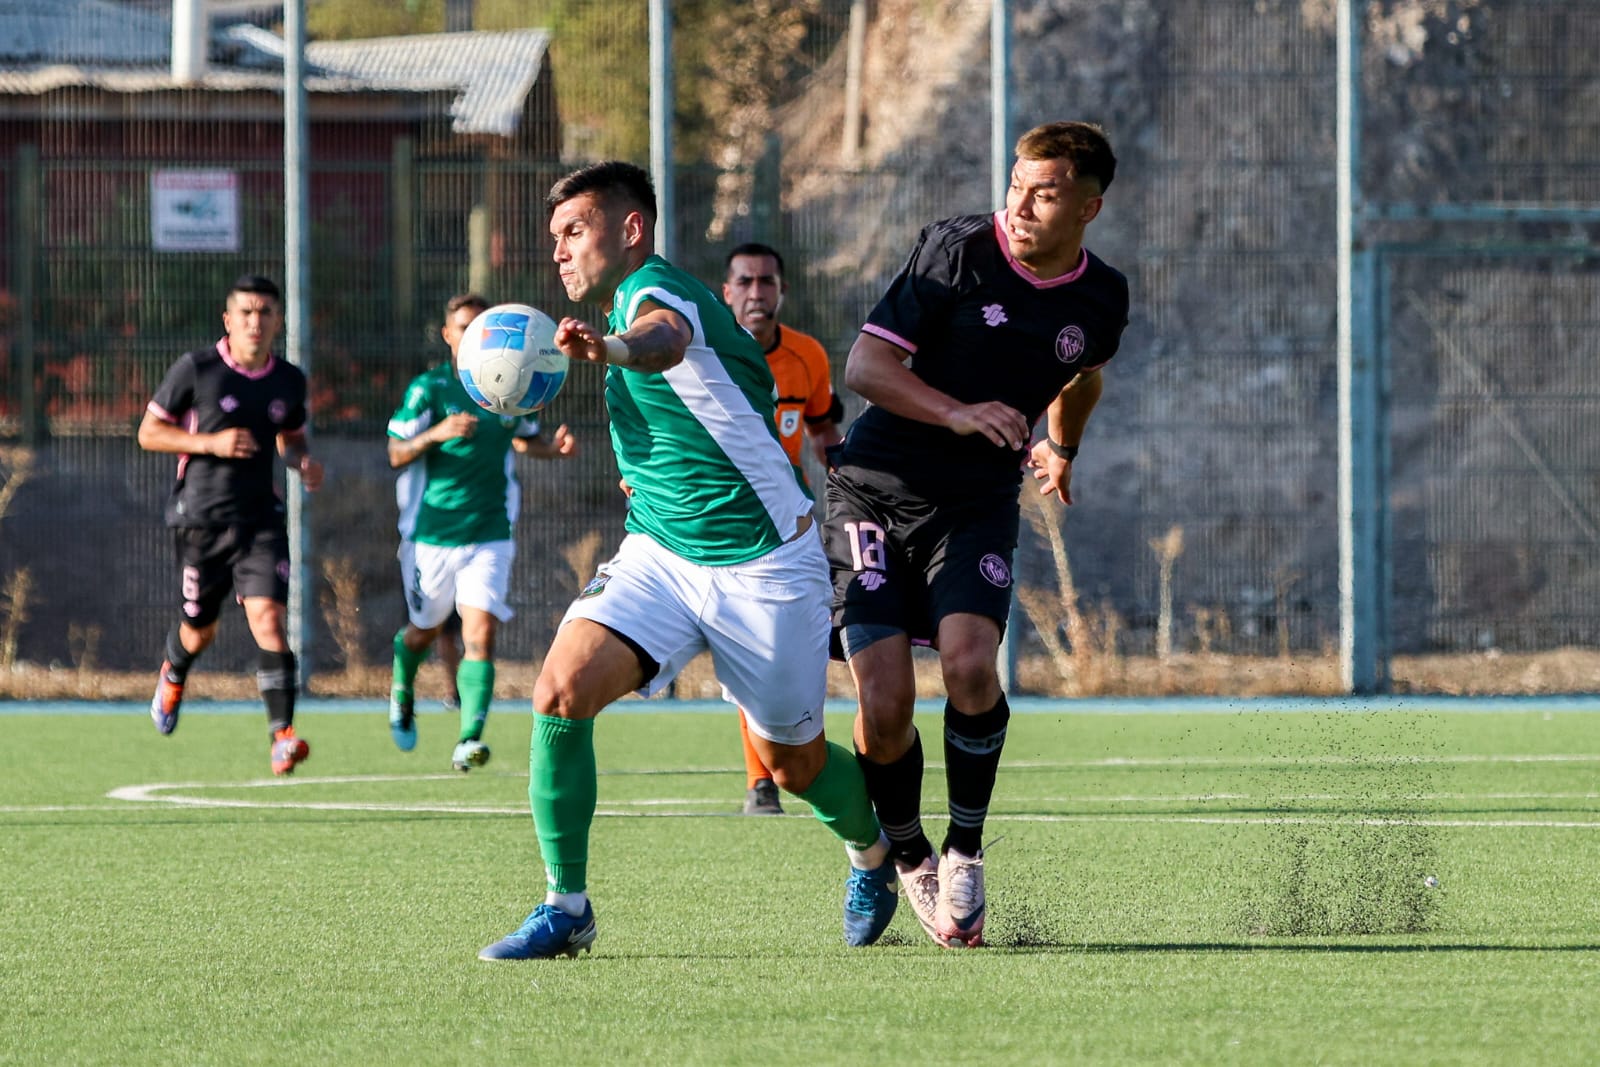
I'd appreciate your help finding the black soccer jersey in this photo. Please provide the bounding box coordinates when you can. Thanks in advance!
[147,341,309,527]
[842,211,1128,498]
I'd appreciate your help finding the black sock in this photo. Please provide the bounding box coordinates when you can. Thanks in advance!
[855,731,933,869]
[164,626,197,680]
[941,695,1010,857]
[258,649,297,737]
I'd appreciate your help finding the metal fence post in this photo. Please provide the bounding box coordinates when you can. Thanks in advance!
[11,143,39,446]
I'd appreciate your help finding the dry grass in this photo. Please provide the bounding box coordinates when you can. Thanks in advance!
[5,648,1595,703]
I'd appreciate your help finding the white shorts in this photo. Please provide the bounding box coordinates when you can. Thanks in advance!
[562,530,830,746]
[398,539,516,628]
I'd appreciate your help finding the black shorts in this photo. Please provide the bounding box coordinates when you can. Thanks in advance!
[173,522,290,627]
[823,466,1019,655]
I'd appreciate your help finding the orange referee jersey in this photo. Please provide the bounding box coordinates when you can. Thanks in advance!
[764,324,836,471]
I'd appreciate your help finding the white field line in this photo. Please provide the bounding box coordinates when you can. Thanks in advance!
[70,775,1600,828]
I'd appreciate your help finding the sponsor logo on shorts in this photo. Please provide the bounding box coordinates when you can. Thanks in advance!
[184,600,201,617]
[579,572,610,599]
[276,560,291,582]
[856,570,887,592]
[979,553,1011,587]
[1056,325,1086,362]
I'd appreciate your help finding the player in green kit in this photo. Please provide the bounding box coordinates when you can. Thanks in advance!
[478,161,898,960]
[387,293,577,770]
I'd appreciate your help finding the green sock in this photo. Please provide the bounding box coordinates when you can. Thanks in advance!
[391,629,429,694]
[796,741,883,852]
[529,713,596,894]
[456,659,493,742]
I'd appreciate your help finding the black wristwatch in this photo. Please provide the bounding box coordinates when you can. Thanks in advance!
[1047,439,1079,462]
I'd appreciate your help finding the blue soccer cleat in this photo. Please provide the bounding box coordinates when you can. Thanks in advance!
[478,903,597,961]
[843,860,899,947]
[150,661,184,736]
[389,688,416,752]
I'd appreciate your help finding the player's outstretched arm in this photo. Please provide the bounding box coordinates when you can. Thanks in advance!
[844,332,1030,450]
[556,301,690,374]
[387,412,476,469]
[278,428,324,491]
[138,410,259,459]
[513,424,578,460]
[1029,369,1103,505]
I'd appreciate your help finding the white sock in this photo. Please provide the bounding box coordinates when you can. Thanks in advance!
[545,890,588,917]
[845,832,890,871]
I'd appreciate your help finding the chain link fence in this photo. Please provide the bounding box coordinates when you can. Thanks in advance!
[0,0,1594,693]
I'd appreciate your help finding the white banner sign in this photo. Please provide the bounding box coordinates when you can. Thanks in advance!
[151,170,241,252]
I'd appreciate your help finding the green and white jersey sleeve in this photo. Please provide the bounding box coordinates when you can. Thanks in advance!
[387,363,539,547]
[606,255,811,565]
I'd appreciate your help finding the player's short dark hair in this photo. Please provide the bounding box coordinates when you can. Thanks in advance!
[445,292,490,318]
[725,242,785,278]
[227,273,281,306]
[1016,121,1117,193]
[547,161,658,225]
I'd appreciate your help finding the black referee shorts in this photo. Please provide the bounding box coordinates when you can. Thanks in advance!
[823,467,1019,653]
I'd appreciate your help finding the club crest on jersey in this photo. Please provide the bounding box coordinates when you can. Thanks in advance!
[982,303,1008,327]
[269,399,288,424]
[579,572,611,599]
[220,395,239,413]
[1056,325,1086,363]
[979,553,1011,588]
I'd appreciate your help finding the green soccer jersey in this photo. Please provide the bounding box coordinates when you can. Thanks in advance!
[607,255,811,565]
[387,362,540,546]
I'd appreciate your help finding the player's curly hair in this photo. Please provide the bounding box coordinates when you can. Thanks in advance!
[1016,121,1117,192]
[546,161,658,224]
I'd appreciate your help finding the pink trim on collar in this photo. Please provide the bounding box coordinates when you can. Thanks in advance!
[216,338,276,379]
[992,211,1088,288]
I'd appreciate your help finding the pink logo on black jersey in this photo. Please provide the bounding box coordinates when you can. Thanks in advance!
[979,554,1011,587]
[1056,325,1086,363]
[269,400,288,424]
[276,560,291,582]
[220,395,239,413]
[857,571,887,592]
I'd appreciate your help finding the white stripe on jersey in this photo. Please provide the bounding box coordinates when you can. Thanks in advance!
[625,285,809,539]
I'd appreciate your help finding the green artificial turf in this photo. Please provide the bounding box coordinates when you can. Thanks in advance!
[2,704,1598,1065]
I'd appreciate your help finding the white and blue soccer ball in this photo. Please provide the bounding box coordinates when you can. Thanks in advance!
[456,303,567,416]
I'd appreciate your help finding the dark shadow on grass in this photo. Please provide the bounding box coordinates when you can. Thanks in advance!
[1001,804,1600,819]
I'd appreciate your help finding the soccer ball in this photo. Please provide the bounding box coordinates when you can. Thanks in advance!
[456,303,567,416]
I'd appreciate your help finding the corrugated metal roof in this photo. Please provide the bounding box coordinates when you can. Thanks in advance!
[0,2,551,137]
[1,0,170,65]
[306,30,552,137]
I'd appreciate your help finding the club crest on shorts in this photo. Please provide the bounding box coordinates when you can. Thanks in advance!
[578,572,610,599]
[1055,324,1086,363]
[979,553,1011,588]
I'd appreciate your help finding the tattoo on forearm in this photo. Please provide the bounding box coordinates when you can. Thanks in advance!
[607,331,681,373]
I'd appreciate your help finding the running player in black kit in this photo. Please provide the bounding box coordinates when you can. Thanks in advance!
[138,274,325,775]
[823,122,1128,947]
